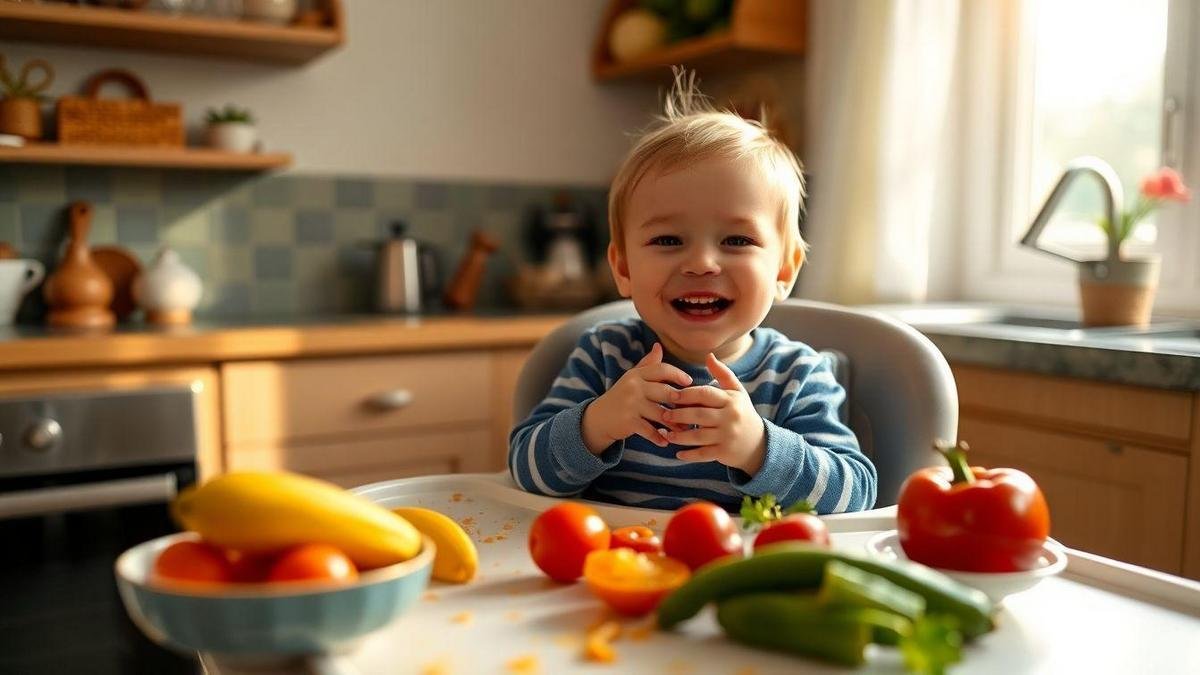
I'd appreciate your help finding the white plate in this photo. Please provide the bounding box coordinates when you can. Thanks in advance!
[865,530,1068,604]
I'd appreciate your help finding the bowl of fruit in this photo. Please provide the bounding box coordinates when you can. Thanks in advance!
[114,472,436,659]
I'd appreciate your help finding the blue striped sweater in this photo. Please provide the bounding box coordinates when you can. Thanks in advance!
[508,318,877,513]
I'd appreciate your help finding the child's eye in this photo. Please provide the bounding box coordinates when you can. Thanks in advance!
[648,235,682,246]
[723,235,757,247]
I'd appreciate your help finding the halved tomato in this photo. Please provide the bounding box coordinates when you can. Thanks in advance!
[610,525,663,555]
[583,548,691,617]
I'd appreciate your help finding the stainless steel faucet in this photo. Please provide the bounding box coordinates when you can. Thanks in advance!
[1019,156,1125,263]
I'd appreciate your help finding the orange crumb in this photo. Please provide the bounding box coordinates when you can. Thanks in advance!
[504,611,522,622]
[496,534,507,541]
[461,516,477,526]
[583,620,622,663]
[451,612,473,625]
[628,623,655,641]
[483,536,496,543]
[451,493,464,502]
[502,520,517,530]
[644,518,658,526]
[422,592,440,602]
[505,654,539,673]
[420,657,451,675]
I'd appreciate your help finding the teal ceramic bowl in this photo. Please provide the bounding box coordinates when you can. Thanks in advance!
[114,532,434,658]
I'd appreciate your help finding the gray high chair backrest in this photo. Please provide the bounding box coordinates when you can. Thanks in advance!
[511,299,958,507]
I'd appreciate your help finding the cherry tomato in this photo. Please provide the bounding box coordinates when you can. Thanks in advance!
[528,502,611,582]
[266,544,359,584]
[153,540,234,585]
[610,525,663,555]
[583,548,691,616]
[753,513,831,551]
[225,549,277,583]
[662,502,743,571]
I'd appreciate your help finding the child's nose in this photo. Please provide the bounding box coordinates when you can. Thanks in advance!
[681,246,721,276]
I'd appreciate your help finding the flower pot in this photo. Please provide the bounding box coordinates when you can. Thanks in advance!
[1077,256,1159,327]
[206,122,258,153]
[0,98,42,140]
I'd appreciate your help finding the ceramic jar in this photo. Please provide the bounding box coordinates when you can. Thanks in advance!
[0,259,45,326]
[206,121,258,153]
[133,247,203,326]
[242,0,296,24]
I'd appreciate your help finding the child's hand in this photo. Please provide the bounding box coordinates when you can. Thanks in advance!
[659,353,766,476]
[581,343,693,454]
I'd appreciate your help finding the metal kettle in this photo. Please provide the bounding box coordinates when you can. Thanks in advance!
[376,221,441,313]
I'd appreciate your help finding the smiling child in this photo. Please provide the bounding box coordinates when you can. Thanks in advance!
[508,73,877,513]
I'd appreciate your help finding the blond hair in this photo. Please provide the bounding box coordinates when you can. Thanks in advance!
[608,70,807,267]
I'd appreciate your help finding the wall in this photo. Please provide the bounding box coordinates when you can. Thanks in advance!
[1,1,657,319]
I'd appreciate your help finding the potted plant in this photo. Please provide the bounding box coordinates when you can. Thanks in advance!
[1021,157,1191,327]
[0,57,54,141]
[205,104,258,153]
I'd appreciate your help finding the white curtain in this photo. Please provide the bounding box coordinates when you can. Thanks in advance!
[797,0,968,305]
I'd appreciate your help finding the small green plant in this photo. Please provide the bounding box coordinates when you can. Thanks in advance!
[206,104,255,125]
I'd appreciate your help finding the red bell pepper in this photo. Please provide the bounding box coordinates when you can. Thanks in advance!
[897,441,1050,573]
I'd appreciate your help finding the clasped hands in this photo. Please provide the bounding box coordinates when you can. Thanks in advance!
[581,342,766,476]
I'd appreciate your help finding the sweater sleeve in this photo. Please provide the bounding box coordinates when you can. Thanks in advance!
[728,354,878,513]
[508,330,623,496]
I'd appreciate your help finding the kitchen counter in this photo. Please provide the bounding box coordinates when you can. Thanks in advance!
[0,312,570,372]
[869,303,1200,392]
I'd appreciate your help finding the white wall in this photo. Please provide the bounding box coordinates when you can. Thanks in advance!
[6,0,657,184]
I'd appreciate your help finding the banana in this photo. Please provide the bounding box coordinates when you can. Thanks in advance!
[391,506,478,583]
[172,472,422,569]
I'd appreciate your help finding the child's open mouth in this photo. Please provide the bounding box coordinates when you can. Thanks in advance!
[669,294,733,321]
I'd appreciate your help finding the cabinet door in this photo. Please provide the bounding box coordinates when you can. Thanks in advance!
[959,416,1187,574]
[227,428,492,488]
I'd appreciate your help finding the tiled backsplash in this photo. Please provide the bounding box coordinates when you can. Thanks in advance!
[0,166,609,320]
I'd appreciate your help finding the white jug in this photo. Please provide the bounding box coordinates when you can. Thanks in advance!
[0,259,45,326]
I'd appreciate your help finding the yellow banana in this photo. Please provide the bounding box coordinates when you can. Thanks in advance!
[391,506,478,583]
[172,471,422,569]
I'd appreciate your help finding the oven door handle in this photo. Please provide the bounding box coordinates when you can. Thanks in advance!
[0,473,179,520]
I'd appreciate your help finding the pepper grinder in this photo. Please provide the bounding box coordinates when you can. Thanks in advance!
[443,230,499,311]
[43,201,114,329]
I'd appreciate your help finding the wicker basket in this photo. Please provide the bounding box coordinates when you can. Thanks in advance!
[57,69,183,146]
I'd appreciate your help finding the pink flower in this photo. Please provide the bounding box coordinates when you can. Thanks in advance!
[1139,167,1191,202]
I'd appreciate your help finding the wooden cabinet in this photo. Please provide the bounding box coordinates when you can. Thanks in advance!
[953,365,1196,578]
[222,348,532,486]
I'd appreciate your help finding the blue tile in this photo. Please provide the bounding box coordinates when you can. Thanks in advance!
[336,246,372,276]
[115,205,159,244]
[162,170,215,208]
[212,281,251,316]
[219,205,250,244]
[415,182,449,210]
[295,209,334,243]
[65,167,113,203]
[0,166,17,202]
[0,204,16,244]
[486,185,522,209]
[174,245,210,279]
[251,176,293,206]
[335,179,374,208]
[254,246,292,280]
[18,203,63,250]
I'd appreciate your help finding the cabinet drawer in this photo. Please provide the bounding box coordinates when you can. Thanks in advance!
[222,352,492,445]
[959,415,1187,574]
[226,427,492,488]
[953,365,1192,449]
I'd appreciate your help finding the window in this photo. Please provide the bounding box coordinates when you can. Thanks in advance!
[962,0,1198,313]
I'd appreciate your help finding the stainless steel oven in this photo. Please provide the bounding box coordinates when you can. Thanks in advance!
[0,385,203,674]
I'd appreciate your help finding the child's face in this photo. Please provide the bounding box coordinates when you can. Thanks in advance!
[609,156,801,364]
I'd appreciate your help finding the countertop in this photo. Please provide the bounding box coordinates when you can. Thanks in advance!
[0,312,570,372]
[869,303,1200,392]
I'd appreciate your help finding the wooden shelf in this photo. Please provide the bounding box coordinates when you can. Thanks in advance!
[0,1,344,64]
[592,0,805,82]
[0,143,292,170]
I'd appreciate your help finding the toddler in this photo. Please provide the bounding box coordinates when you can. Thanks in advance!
[509,74,876,513]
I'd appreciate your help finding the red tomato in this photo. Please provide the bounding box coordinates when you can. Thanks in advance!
[226,549,277,583]
[528,502,611,582]
[662,502,743,570]
[610,525,663,555]
[153,540,234,585]
[583,549,690,617]
[266,544,359,584]
[753,513,831,551]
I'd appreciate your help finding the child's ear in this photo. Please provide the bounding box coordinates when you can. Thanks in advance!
[607,242,633,298]
[775,245,804,301]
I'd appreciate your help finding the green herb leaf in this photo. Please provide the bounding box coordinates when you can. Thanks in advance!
[899,615,963,675]
[740,493,814,528]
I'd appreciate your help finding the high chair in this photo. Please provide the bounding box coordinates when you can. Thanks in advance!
[509,299,958,509]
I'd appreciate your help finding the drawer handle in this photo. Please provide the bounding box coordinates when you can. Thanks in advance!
[365,389,414,411]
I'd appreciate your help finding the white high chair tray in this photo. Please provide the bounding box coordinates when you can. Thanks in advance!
[204,473,1200,675]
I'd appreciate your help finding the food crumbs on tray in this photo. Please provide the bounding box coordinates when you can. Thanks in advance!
[483,536,496,543]
[502,520,517,530]
[665,659,694,674]
[422,592,439,602]
[643,518,658,527]
[504,611,522,622]
[451,612,473,625]
[583,620,622,663]
[627,623,655,641]
[554,633,580,648]
[496,534,507,541]
[451,493,464,502]
[505,654,540,673]
[420,657,451,675]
